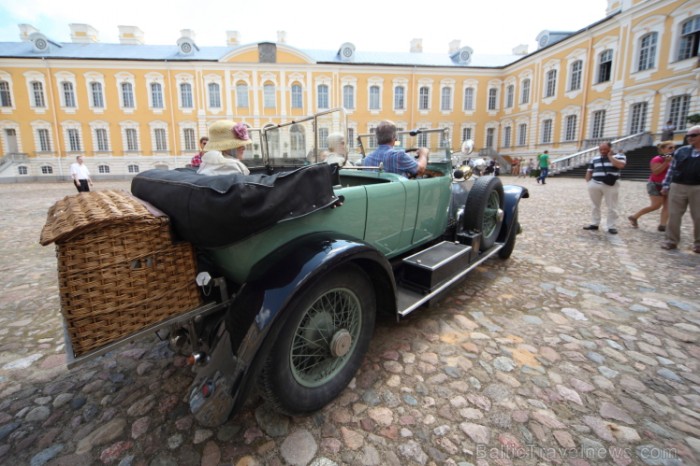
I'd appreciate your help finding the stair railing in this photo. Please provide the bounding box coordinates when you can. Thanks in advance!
[550,132,653,174]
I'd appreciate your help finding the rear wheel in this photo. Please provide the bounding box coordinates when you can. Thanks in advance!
[258,264,375,415]
[463,177,504,251]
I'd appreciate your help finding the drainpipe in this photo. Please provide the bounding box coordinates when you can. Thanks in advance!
[43,57,63,178]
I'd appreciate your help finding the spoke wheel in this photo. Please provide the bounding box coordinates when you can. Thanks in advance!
[259,265,375,415]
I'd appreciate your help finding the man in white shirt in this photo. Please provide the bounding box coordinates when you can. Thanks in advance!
[70,155,93,192]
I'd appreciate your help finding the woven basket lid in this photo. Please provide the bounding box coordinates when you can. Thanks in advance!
[40,190,164,246]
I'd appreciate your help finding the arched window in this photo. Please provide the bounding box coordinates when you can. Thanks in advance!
[463,87,474,111]
[569,61,582,91]
[263,82,275,108]
[343,85,354,110]
[236,82,249,107]
[208,82,221,108]
[90,82,104,108]
[369,85,380,110]
[678,16,700,61]
[291,84,303,109]
[180,83,193,108]
[419,86,430,110]
[151,83,163,108]
[545,70,557,98]
[598,50,613,83]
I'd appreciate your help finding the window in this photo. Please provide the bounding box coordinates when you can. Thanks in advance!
[236,83,249,107]
[598,50,613,83]
[418,129,428,148]
[569,61,582,91]
[518,124,528,146]
[41,165,53,174]
[369,85,380,110]
[368,126,376,149]
[32,81,45,107]
[592,110,606,139]
[521,79,530,104]
[291,84,303,109]
[95,128,109,151]
[62,82,76,107]
[263,83,275,108]
[121,82,134,108]
[126,128,139,151]
[341,85,354,110]
[347,128,355,149]
[128,164,139,173]
[180,83,193,108]
[462,127,472,142]
[67,128,81,151]
[154,128,167,151]
[504,126,512,147]
[638,32,657,71]
[317,84,329,109]
[506,85,514,108]
[541,119,553,144]
[463,87,474,111]
[629,102,648,134]
[487,88,497,111]
[151,83,163,109]
[668,95,691,130]
[0,81,12,107]
[183,128,196,151]
[486,128,494,148]
[319,128,329,149]
[37,128,51,152]
[208,83,221,108]
[441,87,452,111]
[679,16,700,61]
[18,166,28,175]
[290,124,305,157]
[545,70,557,98]
[565,115,577,141]
[90,82,104,108]
[394,86,405,110]
[419,86,430,110]
[98,165,110,174]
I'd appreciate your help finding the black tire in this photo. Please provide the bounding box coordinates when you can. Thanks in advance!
[463,176,504,251]
[258,264,376,415]
[498,209,518,259]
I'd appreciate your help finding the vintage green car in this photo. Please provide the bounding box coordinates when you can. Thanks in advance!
[126,109,529,426]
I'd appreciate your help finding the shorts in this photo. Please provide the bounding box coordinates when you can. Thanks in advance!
[646,181,663,196]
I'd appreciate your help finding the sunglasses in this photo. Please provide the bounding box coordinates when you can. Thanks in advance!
[688,133,700,138]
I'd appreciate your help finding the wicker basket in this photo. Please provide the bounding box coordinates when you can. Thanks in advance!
[40,190,201,358]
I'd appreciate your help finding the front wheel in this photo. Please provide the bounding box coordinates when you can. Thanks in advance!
[498,209,519,259]
[258,264,376,415]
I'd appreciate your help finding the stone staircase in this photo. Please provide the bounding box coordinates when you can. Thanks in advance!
[552,145,659,181]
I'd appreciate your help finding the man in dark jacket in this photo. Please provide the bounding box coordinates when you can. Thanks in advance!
[661,125,700,252]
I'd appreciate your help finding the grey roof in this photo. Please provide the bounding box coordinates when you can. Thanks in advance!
[0,40,519,68]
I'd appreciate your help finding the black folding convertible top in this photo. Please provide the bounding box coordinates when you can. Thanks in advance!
[131,164,339,248]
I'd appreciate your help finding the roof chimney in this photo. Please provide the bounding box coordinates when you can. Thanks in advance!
[410,38,423,53]
[180,29,195,40]
[69,23,99,43]
[226,30,240,46]
[18,24,39,42]
[118,25,144,45]
[277,30,286,44]
[449,40,461,54]
[512,44,528,55]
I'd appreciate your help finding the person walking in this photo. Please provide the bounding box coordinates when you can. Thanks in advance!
[70,155,93,193]
[583,142,627,234]
[627,141,674,231]
[660,125,700,253]
[536,150,550,184]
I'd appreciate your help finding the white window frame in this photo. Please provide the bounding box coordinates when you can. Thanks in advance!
[95,127,110,152]
[116,73,136,112]
[150,122,169,152]
[517,123,527,146]
[55,72,77,111]
[520,78,531,105]
[505,84,514,109]
[121,122,140,153]
[487,88,498,111]
[629,102,648,134]
[317,83,330,110]
[503,125,512,148]
[440,81,454,113]
[0,73,15,112]
[368,84,381,112]
[541,118,553,144]
[37,127,52,152]
[591,109,606,139]
[637,32,658,72]
[342,84,355,110]
[146,73,165,111]
[569,60,583,92]
[463,87,475,111]
[564,115,577,142]
[24,72,47,112]
[394,85,405,111]
[291,83,304,109]
[419,86,431,111]
[236,81,249,108]
[62,122,83,153]
[179,82,194,109]
[677,16,700,61]
[263,82,276,109]
[667,94,691,131]
[207,81,222,109]
[183,128,196,151]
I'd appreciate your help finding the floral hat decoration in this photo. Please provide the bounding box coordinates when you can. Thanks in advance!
[204,121,252,151]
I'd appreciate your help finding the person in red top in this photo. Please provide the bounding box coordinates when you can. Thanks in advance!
[190,136,209,168]
[627,140,674,231]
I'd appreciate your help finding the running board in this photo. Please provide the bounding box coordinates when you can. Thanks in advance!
[396,243,504,317]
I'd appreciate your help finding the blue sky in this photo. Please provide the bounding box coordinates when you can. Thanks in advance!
[0,0,609,55]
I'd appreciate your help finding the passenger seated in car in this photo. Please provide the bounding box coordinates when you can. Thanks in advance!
[362,120,427,177]
[325,132,352,166]
[197,120,252,176]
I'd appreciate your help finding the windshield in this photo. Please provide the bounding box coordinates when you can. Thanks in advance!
[356,128,451,164]
[261,108,348,167]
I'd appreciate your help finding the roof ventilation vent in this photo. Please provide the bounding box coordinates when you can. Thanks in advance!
[338,42,355,62]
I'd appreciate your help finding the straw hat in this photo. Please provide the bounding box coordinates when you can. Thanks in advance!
[204,120,252,151]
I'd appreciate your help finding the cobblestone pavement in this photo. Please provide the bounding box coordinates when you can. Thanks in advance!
[0,177,698,466]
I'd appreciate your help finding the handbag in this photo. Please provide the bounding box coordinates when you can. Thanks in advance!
[602,174,618,186]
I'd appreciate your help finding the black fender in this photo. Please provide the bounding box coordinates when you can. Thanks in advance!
[223,232,396,413]
[497,185,529,242]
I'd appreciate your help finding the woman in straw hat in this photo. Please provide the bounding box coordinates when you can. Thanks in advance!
[197,120,253,176]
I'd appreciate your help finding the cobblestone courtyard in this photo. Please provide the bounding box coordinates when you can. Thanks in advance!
[0,176,698,466]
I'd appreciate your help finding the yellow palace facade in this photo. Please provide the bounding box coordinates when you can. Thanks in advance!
[0,0,698,181]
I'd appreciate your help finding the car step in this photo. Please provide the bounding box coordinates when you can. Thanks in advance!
[401,241,473,293]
